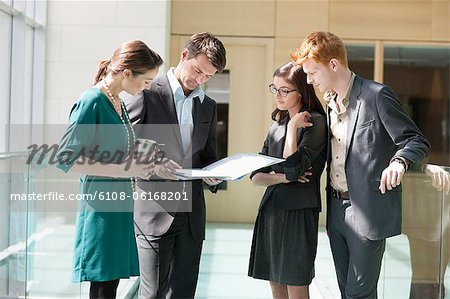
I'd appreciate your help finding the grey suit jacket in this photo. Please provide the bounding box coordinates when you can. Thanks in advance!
[124,74,218,241]
[327,75,430,240]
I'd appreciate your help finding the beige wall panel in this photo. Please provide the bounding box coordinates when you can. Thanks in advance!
[170,36,275,223]
[330,0,431,2]
[330,2,432,41]
[275,1,329,37]
[274,37,303,68]
[278,0,328,2]
[169,35,182,67]
[202,37,275,223]
[171,0,276,37]
[432,1,450,41]
[227,45,272,154]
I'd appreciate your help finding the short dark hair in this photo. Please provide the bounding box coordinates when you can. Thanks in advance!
[185,32,227,73]
[271,62,326,122]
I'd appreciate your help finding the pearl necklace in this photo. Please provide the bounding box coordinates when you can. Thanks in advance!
[103,80,121,115]
[103,79,136,194]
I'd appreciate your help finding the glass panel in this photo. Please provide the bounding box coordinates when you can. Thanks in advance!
[203,70,229,160]
[382,45,450,298]
[0,11,10,152]
[384,45,450,166]
[25,0,35,19]
[12,0,25,14]
[34,0,46,26]
[442,166,450,299]
[386,166,450,299]
[346,44,375,80]
[23,26,33,125]
[203,70,230,190]
[0,152,30,297]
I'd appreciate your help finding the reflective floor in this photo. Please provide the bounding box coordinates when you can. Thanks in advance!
[3,153,450,298]
[196,223,339,299]
[14,220,450,298]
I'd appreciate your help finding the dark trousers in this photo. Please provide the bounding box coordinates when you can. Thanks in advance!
[328,197,386,299]
[89,279,120,299]
[135,213,203,299]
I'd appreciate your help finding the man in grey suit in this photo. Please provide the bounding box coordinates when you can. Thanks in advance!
[290,31,431,298]
[125,32,226,298]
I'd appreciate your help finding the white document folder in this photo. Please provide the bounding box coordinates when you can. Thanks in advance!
[175,153,285,181]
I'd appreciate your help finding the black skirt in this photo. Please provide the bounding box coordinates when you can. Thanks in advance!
[248,199,319,286]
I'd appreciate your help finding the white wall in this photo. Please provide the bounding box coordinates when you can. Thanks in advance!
[45,0,171,124]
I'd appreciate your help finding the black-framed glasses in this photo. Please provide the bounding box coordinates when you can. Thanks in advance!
[268,84,297,97]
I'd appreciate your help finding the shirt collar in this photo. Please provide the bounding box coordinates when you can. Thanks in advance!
[342,72,356,108]
[167,68,205,103]
[323,71,356,109]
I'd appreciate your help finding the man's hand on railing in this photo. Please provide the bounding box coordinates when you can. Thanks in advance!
[424,164,450,195]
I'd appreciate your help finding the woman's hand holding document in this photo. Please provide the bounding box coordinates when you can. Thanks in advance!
[175,153,285,181]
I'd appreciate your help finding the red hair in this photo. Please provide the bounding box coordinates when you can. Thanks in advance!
[290,31,348,68]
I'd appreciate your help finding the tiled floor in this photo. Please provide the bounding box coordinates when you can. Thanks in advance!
[134,223,450,299]
[132,222,338,299]
[2,220,450,298]
[196,223,339,299]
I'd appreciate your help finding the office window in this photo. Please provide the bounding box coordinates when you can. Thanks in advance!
[203,70,230,160]
[23,26,34,125]
[0,11,11,152]
[0,1,46,297]
[384,45,450,165]
[203,70,230,189]
[346,44,375,80]
[1,0,45,150]
[25,0,35,19]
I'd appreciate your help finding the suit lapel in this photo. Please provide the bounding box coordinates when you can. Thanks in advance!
[269,117,290,156]
[155,76,183,152]
[271,114,307,156]
[326,106,332,169]
[190,97,209,156]
[295,127,303,147]
[345,76,363,159]
[294,109,307,148]
[276,121,287,154]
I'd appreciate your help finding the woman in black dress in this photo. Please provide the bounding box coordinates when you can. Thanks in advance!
[248,62,327,299]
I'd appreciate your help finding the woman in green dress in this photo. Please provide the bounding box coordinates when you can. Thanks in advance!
[57,40,163,299]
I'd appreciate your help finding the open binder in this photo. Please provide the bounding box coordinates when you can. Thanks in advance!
[175,153,285,181]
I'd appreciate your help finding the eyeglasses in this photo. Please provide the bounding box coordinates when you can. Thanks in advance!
[268,84,297,97]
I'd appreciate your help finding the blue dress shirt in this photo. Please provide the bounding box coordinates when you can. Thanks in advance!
[167,68,205,154]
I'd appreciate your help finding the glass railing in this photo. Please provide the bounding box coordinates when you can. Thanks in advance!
[0,151,32,298]
[380,165,450,299]
[1,150,449,298]
[0,152,138,298]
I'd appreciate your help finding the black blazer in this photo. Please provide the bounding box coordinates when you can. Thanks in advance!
[124,74,218,241]
[324,76,430,240]
[252,110,327,211]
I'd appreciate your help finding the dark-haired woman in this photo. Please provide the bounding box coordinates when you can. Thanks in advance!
[248,62,327,299]
[57,40,163,298]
